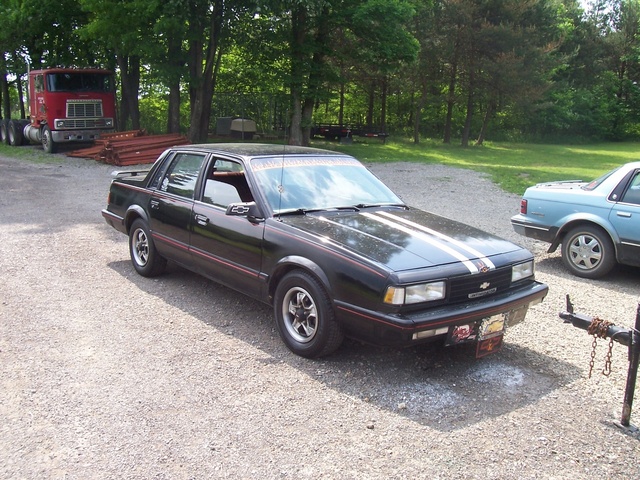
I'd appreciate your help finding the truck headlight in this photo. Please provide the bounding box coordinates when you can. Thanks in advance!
[512,260,534,282]
[55,120,65,128]
[384,281,446,305]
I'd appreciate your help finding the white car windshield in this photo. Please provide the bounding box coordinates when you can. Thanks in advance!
[251,156,403,214]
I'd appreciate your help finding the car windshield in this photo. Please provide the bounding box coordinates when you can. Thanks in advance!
[251,155,403,214]
[583,166,621,191]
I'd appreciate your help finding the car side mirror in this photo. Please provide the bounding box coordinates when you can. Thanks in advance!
[226,202,264,223]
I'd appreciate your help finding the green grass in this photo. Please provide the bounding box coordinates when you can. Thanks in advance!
[320,137,640,195]
[4,137,639,195]
[0,143,63,164]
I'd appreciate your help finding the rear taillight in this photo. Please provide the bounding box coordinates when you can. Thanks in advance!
[520,199,528,214]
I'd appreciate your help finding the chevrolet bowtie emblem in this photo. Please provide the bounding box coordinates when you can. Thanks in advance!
[479,282,491,290]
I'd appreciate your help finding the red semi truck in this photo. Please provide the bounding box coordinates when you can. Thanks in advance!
[0,68,117,153]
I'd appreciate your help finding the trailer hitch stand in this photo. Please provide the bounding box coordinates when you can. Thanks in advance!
[559,295,640,430]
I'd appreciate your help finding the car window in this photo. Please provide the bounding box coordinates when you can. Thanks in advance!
[201,158,253,208]
[620,171,640,205]
[160,153,206,198]
[583,166,621,191]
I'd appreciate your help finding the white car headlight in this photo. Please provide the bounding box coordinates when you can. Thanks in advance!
[384,281,446,305]
[512,260,534,282]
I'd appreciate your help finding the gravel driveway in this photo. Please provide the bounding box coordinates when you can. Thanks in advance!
[1,148,639,479]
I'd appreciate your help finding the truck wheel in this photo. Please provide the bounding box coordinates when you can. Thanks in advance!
[273,270,344,358]
[41,125,57,153]
[561,225,616,279]
[8,120,24,147]
[0,120,8,145]
[129,219,167,277]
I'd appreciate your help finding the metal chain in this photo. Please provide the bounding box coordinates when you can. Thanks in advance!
[586,316,614,378]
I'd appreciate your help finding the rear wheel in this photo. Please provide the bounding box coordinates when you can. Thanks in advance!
[129,219,167,277]
[41,125,57,153]
[274,270,343,358]
[0,120,8,144]
[8,120,24,146]
[561,225,616,279]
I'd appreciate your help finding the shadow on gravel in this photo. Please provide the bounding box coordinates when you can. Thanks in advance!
[535,254,640,299]
[108,259,580,433]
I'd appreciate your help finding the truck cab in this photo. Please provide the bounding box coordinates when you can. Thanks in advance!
[23,68,117,153]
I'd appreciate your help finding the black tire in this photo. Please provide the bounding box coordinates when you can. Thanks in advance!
[41,125,57,153]
[0,120,8,145]
[561,225,616,279]
[8,120,24,147]
[273,270,344,358]
[19,120,31,145]
[129,219,167,277]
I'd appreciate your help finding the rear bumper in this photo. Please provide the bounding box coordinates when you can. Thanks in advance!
[336,280,549,347]
[102,209,127,235]
[511,216,557,243]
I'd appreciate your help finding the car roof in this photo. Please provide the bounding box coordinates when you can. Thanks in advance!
[179,143,346,158]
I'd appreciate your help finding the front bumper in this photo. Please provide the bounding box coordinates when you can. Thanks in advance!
[336,280,549,347]
[52,128,115,143]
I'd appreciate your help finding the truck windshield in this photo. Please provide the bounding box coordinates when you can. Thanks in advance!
[46,73,113,93]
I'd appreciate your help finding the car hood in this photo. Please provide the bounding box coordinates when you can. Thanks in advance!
[281,208,523,272]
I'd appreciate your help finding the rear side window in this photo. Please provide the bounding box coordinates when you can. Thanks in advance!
[159,153,206,199]
[621,172,640,205]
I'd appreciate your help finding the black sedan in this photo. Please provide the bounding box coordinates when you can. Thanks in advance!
[102,144,547,358]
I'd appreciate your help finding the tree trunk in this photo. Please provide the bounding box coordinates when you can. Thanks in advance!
[288,5,307,146]
[461,67,475,147]
[0,62,10,119]
[366,83,375,130]
[476,98,495,146]
[444,28,462,144]
[187,0,223,143]
[117,54,141,131]
[380,77,388,134]
[413,79,429,144]
[166,33,183,134]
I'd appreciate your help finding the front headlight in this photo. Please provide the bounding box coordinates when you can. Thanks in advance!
[512,260,534,282]
[384,281,446,305]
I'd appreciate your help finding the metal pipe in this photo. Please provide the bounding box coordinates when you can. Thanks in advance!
[559,295,640,427]
[620,304,640,427]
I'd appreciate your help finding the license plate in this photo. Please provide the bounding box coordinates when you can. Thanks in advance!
[476,335,504,357]
[475,314,505,358]
[478,314,505,340]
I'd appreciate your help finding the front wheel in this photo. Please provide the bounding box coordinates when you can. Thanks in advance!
[274,270,344,358]
[129,219,167,277]
[561,225,616,279]
[41,125,57,153]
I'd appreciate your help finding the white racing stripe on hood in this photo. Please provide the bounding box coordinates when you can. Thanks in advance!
[377,211,496,270]
[361,212,479,274]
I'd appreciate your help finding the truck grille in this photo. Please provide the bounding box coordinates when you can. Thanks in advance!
[60,119,110,129]
[67,100,104,118]
[448,267,512,304]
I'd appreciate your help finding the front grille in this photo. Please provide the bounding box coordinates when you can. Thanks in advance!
[67,100,104,118]
[448,267,512,304]
[61,118,108,129]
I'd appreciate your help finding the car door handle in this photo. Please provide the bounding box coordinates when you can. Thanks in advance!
[195,214,209,226]
[616,211,632,218]
[150,200,160,210]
